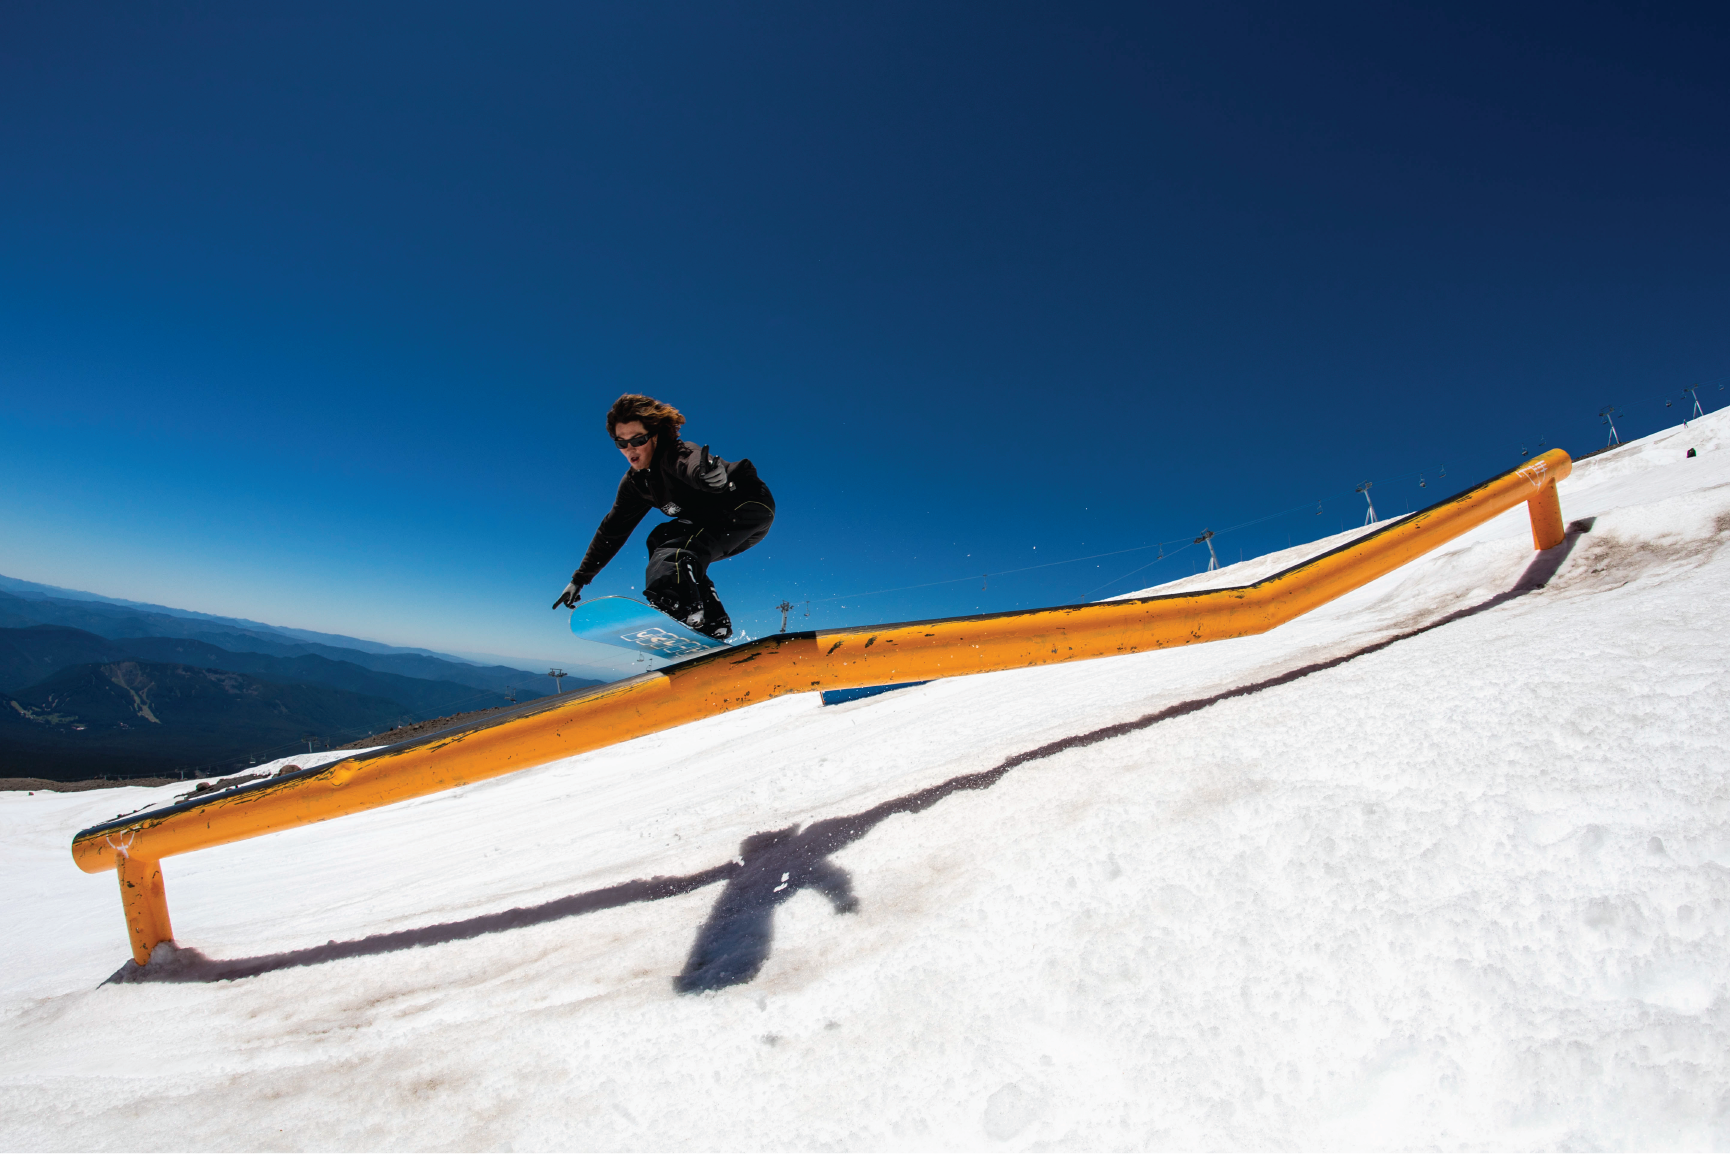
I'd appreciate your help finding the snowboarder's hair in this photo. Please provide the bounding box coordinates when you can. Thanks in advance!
[606,394,685,440]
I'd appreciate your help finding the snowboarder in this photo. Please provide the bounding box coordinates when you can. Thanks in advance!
[552,394,774,641]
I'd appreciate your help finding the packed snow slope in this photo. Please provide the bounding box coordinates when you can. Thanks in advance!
[4,414,1729,1151]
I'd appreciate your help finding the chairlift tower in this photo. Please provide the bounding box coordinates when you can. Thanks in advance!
[1600,406,1621,447]
[1193,529,1219,572]
[776,600,794,632]
[1356,482,1378,526]
[1686,386,1705,421]
[548,668,567,694]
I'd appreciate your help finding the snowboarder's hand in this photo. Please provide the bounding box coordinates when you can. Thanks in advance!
[552,579,584,609]
[696,444,728,489]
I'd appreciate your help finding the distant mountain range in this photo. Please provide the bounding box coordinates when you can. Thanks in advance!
[0,626,512,717]
[0,576,601,781]
[0,574,469,658]
[3,657,412,780]
[0,584,570,696]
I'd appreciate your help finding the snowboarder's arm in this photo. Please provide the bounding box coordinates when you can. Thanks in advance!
[569,475,652,588]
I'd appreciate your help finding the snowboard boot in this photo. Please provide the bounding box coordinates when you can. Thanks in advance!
[644,562,708,632]
[694,579,731,641]
[643,557,709,633]
[693,609,730,641]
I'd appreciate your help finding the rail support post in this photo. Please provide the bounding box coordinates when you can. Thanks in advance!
[1526,479,1565,550]
[117,855,172,966]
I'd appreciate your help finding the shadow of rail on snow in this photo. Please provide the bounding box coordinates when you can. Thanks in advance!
[108,524,1589,988]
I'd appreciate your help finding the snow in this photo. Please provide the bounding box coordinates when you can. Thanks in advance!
[3,414,1728,1150]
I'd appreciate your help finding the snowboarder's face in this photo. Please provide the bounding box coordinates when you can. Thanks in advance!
[613,420,657,470]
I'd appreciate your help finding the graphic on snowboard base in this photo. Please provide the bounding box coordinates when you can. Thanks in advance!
[569,595,729,660]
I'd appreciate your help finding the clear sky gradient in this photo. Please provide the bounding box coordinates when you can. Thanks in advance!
[2,2,1725,677]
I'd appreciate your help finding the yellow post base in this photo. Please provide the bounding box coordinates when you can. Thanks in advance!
[117,856,172,966]
[1527,479,1565,550]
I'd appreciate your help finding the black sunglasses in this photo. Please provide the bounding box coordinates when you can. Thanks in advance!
[612,431,654,449]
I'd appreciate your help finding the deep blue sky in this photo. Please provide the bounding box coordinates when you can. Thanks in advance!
[2,2,1725,677]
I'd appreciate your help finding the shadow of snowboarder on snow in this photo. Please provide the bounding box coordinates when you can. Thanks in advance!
[668,764,1018,992]
[673,825,859,992]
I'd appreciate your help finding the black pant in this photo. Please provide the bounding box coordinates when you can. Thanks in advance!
[643,490,775,609]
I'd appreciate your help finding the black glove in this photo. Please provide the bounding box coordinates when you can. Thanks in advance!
[696,444,728,489]
[552,577,586,609]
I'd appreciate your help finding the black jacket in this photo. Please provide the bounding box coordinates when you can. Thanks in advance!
[572,437,764,585]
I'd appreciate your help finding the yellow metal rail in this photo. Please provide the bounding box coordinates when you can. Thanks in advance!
[74,451,1572,964]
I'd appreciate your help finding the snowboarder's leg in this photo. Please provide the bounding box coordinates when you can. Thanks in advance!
[714,496,774,560]
[690,495,776,639]
[642,519,712,629]
[643,493,775,640]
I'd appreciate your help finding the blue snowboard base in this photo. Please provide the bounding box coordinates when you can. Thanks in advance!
[569,595,729,661]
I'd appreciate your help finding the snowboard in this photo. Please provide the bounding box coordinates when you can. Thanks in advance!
[568,595,729,661]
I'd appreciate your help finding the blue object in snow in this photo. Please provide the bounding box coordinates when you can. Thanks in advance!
[820,681,930,706]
